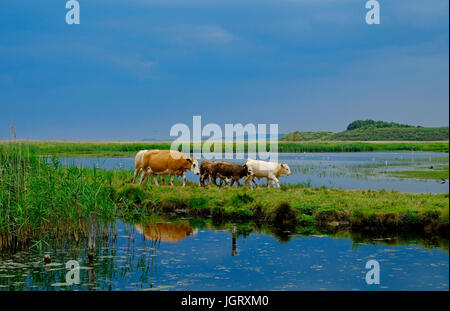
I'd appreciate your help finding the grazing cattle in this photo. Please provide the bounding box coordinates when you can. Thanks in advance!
[199,160,230,186]
[139,150,200,186]
[209,161,253,187]
[244,159,291,188]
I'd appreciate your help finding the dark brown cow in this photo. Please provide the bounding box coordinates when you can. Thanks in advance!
[199,160,230,186]
[209,162,252,187]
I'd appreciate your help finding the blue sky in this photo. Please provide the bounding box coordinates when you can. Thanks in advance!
[0,0,448,140]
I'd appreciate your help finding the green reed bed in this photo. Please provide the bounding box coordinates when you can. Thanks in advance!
[0,143,130,248]
[1,140,448,157]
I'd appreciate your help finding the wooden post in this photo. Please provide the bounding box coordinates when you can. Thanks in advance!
[232,226,237,257]
[88,212,96,259]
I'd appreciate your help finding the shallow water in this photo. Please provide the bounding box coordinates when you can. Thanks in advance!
[59,152,449,193]
[0,220,448,291]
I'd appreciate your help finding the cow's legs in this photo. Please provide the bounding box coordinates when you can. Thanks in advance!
[182,172,187,187]
[234,178,241,187]
[200,173,208,186]
[268,173,280,188]
[152,175,159,186]
[218,175,229,187]
[243,175,252,188]
[229,178,235,187]
[161,175,166,184]
[139,168,149,185]
[132,168,140,184]
[169,175,175,186]
[212,174,219,186]
[252,177,259,188]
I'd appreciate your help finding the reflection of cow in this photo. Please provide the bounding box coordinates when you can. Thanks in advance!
[135,222,198,242]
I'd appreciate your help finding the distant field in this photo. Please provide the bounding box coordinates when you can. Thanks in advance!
[0,140,448,156]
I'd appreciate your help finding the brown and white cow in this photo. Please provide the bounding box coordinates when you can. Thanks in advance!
[138,149,200,186]
[244,159,291,188]
[132,149,167,184]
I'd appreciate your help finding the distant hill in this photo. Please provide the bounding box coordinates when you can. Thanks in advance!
[281,120,449,141]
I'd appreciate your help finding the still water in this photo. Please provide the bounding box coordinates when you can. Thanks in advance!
[0,220,448,291]
[59,152,449,193]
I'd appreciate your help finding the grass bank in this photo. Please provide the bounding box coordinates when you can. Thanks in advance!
[386,165,449,180]
[117,183,449,237]
[1,143,448,248]
[1,140,448,157]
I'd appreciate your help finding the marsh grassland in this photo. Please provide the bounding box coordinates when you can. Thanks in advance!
[2,140,448,157]
[0,143,448,249]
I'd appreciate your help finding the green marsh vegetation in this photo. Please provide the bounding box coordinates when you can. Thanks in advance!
[1,143,448,249]
[0,143,146,248]
[349,156,450,181]
[0,140,448,157]
[386,165,449,180]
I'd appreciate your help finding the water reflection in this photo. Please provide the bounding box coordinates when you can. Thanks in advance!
[0,219,448,291]
[135,222,198,242]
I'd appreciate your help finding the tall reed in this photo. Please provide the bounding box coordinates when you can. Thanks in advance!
[0,143,120,248]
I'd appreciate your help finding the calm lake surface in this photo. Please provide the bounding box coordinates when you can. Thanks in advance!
[0,220,448,291]
[59,152,449,193]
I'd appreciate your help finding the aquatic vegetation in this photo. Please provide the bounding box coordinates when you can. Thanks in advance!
[385,165,449,180]
[0,143,124,248]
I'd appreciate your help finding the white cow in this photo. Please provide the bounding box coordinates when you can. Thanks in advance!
[244,159,292,188]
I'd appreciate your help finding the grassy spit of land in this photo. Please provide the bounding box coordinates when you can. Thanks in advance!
[386,165,449,180]
[0,143,448,248]
[0,140,448,157]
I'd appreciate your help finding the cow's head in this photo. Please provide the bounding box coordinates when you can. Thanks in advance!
[243,164,254,177]
[188,157,200,175]
[239,164,253,178]
[279,163,292,176]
